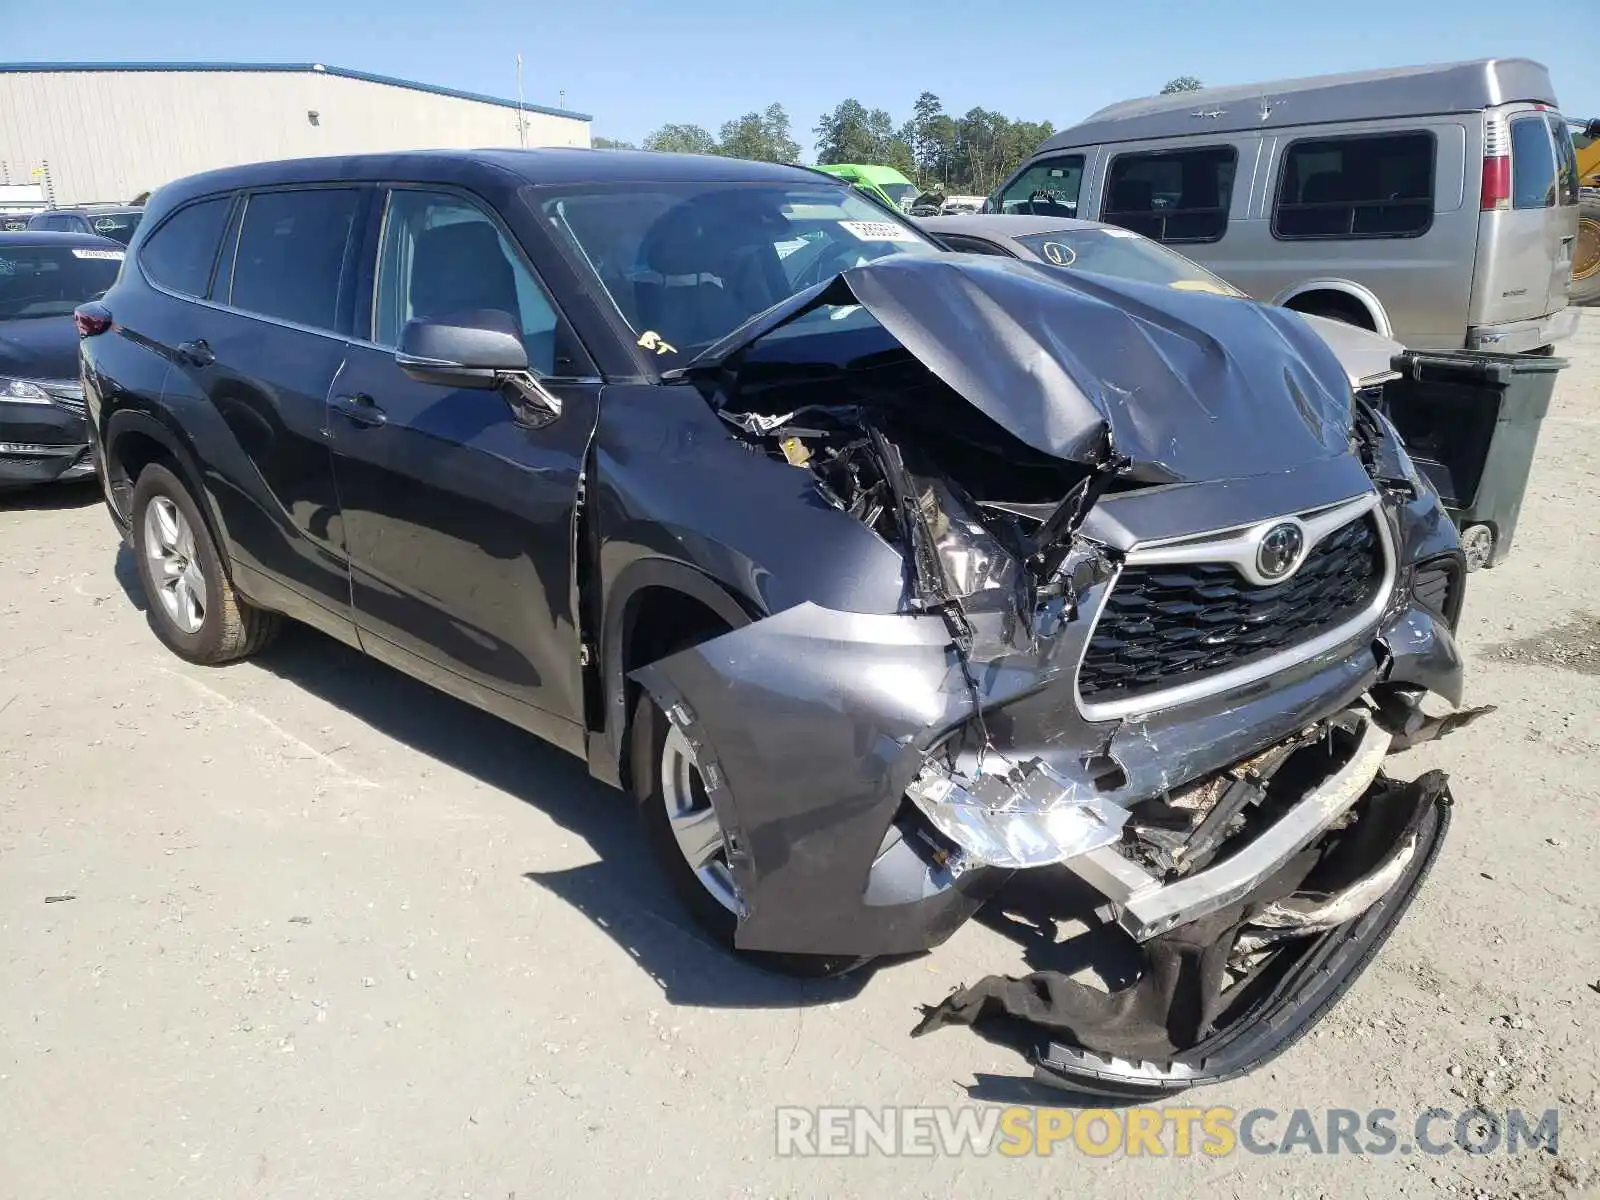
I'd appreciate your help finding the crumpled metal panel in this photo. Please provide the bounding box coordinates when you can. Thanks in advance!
[689,255,1356,485]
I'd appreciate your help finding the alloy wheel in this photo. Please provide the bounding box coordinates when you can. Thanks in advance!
[660,724,744,915]
[143,496,207,634]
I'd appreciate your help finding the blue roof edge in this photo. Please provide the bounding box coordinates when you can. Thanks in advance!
[0,61,593,122]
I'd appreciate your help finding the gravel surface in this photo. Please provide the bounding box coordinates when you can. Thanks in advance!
[3,312,1597,1198]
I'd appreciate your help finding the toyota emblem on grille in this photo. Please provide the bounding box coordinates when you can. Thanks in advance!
[1256,522,1305,580]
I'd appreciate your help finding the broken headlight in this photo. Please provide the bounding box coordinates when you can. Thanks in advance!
[915,476,1027,611]
[905,757,1128,870]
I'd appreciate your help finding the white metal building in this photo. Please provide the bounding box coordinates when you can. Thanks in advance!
[0,62,593,206]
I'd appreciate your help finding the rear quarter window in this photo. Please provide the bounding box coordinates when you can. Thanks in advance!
[1273,132,1435,239]
[139,197,234,297]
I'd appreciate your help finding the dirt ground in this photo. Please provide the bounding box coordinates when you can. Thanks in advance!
[3,314,1597,1199]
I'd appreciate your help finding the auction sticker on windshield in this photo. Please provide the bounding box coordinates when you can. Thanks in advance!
[838,220,921,243]
[71,248,124,261]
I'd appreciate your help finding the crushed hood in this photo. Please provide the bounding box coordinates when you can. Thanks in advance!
[689,256,1359,486]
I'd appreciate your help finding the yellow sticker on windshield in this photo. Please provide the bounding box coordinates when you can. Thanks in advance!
[636,330,677,355]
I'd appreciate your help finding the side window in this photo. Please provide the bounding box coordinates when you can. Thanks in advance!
[373,189,564,375]
[228,188,360,331]
[995,156,1084,217]
[1509,117,1557,210]
[1547,115,1580,207]
[1102,146,1236,244]
[1274,133,1434,240]
[138,197,233,297]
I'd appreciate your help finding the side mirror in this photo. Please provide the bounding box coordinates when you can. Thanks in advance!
[394,309,563,426]
[395,309,529,389]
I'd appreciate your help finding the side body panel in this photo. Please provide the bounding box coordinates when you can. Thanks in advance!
[328,348,599,754]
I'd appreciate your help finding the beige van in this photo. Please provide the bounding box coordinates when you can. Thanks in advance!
[989,59,1582,352]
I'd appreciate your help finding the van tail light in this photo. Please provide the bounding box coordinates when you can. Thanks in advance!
[74,302,112,337]
[1480,157,1511,211]
[1481,114,1511,211]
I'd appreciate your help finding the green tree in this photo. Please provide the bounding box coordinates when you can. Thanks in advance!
[1160,75,1204,94]
[642,123,718,155]
[591,136,636,150]
[814,99,877,164]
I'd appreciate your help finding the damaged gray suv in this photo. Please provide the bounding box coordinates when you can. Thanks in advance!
[84,152,1471,1096]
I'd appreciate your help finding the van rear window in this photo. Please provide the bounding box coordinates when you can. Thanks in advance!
[1273,133,1434,240]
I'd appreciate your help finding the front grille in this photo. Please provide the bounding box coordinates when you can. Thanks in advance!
[1079,516,1384,704]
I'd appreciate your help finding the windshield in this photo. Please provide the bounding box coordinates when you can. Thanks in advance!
[880,183,916,208]
[1014,228,1244,295]
[86,211,143,245]
[0,243,122,319]
[539,182,940,363]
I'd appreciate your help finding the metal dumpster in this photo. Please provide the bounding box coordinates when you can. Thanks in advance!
[1382,350,1567,569]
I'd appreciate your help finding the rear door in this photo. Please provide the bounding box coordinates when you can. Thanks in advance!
[1473,106,1575,327]
[158,185,364,622]
[1546,111,1582,312]
[326,185,600,749]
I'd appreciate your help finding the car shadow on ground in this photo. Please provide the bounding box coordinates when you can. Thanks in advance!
[110,544,1142,1025]
[0,479,101,512]
[106,591,877,1013]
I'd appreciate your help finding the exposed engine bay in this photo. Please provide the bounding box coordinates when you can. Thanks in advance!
[633,255,1479,1093]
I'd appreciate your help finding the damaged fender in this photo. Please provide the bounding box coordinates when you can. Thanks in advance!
[631,602,1065,956]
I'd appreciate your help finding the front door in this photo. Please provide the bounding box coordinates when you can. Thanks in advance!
[327,187,600,745]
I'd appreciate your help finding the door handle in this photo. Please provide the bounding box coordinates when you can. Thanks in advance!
[331,392,387,426]
[177,339,214,368]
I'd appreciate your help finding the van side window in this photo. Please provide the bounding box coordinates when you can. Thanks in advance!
[1509,117,1558,210]
[138,197,233,298]
[1273,133,1434,239]
[1102,146,1236,244]
[228,189,360,332]
[373,189,565,376]
[994,156,1084,217]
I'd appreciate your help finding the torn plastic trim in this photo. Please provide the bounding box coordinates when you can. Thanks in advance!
[1235,828,1420,954]
[1066,709,1393,942]
[1030,777,1451,1099]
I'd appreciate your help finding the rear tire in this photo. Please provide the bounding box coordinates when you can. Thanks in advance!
[1572,197,1600,307]
[130,463,280,664]
[630,689,866,978]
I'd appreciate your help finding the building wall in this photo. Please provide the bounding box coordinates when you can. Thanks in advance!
[0,69,590,204]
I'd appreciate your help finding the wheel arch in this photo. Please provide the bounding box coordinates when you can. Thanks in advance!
[1273,280,1393,336]
[104,409,232,572]
[589,557,760,791]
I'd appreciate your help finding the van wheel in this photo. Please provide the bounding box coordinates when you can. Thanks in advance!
[1572,197,1600,307]
[130,463,280,663]
[630,689,867,978]
[1293,296,1375,330]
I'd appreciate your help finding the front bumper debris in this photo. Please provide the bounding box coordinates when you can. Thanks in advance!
[1065,710,1392,942]
[918,771,1453,1098]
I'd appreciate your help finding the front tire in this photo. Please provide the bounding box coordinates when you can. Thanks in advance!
[130,463,280,664]
[630,689,865,978]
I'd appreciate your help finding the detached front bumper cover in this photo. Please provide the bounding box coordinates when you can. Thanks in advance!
[915,770,1452,1098]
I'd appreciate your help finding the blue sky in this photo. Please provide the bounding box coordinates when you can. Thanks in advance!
[4,0,1594,156]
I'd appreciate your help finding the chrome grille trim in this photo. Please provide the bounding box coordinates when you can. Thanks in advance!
[1075,492,1395,722]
